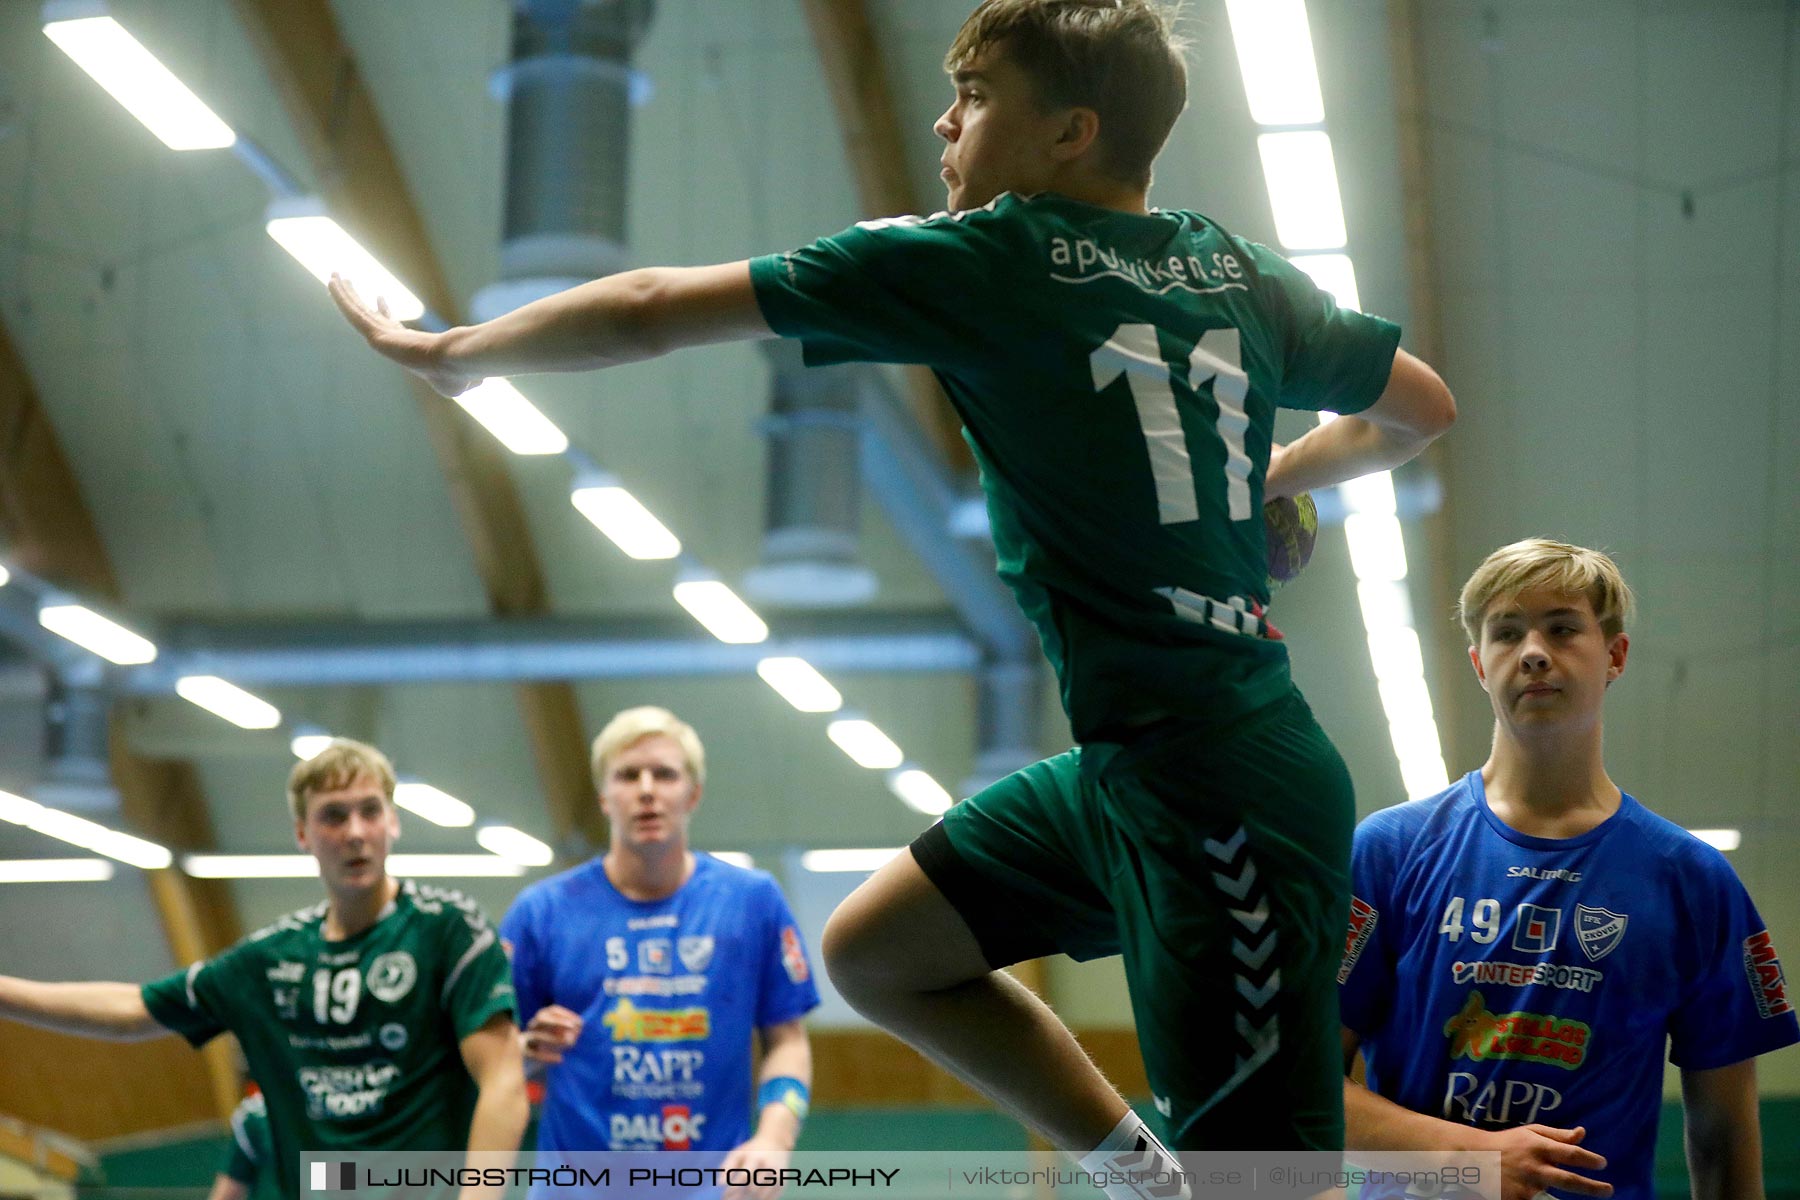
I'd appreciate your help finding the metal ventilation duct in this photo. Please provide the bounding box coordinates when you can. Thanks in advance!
[471,0,656,322]
[743,341,878,607]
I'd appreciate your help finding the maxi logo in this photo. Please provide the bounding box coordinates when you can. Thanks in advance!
[1574,905,1628,962]
[781,926,810,984]
[1452,960,1602,993]
[1339,896,1377,984]
[1442,1072,1565,1127]
[1744,930,1794,1018]
[601,998,710,1043]
[1443,992,1590,1070]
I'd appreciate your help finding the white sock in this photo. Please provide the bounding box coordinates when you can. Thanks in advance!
[1077,1110,1190,1200]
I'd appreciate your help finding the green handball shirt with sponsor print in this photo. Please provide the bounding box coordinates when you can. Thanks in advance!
[142,881,517,1200]
[750,193,1399,740]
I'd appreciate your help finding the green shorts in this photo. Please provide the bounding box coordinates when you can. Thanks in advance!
[910,687,1355,1151]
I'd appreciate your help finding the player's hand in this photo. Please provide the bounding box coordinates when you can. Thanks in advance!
[327,274,475,398]
[719,1136,792,1200]
[521,1004,583,1064]
[1482,1124,1612,1199]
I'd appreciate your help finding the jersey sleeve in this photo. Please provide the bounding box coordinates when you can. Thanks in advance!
[1667,854,1800,1069]
[748,206,1018,372]
[141,943,255,1047]
[220,1097,267,1184]
[498,887,547,1027]
[753,877,821,1029]
[1242,241,1400,416]
[440,900,519,1040]
[1337,809,1406,1037]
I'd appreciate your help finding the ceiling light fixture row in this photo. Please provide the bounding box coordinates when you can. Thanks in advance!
[33,0,963,876]
[1224,0,1447,800]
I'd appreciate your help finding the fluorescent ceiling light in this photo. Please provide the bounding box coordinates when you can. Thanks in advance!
[1344,513,1408,582]
[1291,253,1362,312]
[1364,626,1424,683]
[1338,470,1396,516]
[290,733,334,760]
[1378,674,1436,729]
[800,847,903,874]
[42,12,235,151]
[0,859,116,883]
[1386,716,1443,764]
[0,790,171,869]
[1224,0,1324,126]
[1688,829,1741,852]
[176,675,280,730]
[706,851,755,869]
[673,580,768,645]
[571,483,680,558]
[182,854,523,878]
[827,718,904,770]
[1256,131,1348,251]
[476,825,554,867]
[265,200,424,321]
[756,657,843,714]
[38,603,156,664]
[889,768,954,816]
[1357,579,1415,633]
[183,854,316,878]
[455,379,569,456]
[0,563,10,586]
[393,782,475,828]
[1398,754,1450,801]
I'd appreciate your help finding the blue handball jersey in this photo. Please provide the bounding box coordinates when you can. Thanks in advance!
[500,854,820,1155]
[1339,772,1798,1199]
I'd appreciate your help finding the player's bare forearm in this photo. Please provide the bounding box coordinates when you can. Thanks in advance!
[751,1019,812,1150]
[457,1015,529,1200]
[1343,1080,1485,1158]
[1265,349,1455,499]
[0,976,164,1041]
[1681,1059,1764,1200]
[331,262,772,398]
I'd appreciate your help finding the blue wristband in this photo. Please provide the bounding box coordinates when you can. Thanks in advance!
[756,1076,810,1124]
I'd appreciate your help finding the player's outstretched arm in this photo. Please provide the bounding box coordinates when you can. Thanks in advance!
[1265,348,1455,499]
[1680,1058,1764,1200]
[0,976,165,1041]
[329,263,773,399]
[1340,1029,1611,1200]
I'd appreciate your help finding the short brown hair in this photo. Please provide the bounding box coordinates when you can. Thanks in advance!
[945,0,1188,189]
[591,706,706,791]
[287,738,397,821]
[1458,539,1636,645]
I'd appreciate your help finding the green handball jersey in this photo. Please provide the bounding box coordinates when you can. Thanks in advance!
[751,192,1401,739]
[142,881,517,1200]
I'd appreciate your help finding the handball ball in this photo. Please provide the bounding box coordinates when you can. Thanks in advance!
[1264,491,1318,592]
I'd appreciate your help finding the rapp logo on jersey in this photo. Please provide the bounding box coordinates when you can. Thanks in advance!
[781,926,810,984]
[1443,991,1589,1070]
[1574,905,1628,962]
[601,998,711,1042]
[1338,896,1377,984]
[1441,1072,1564,1127]
[1511,904,1561,954]
[1744,930,1793,1018]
